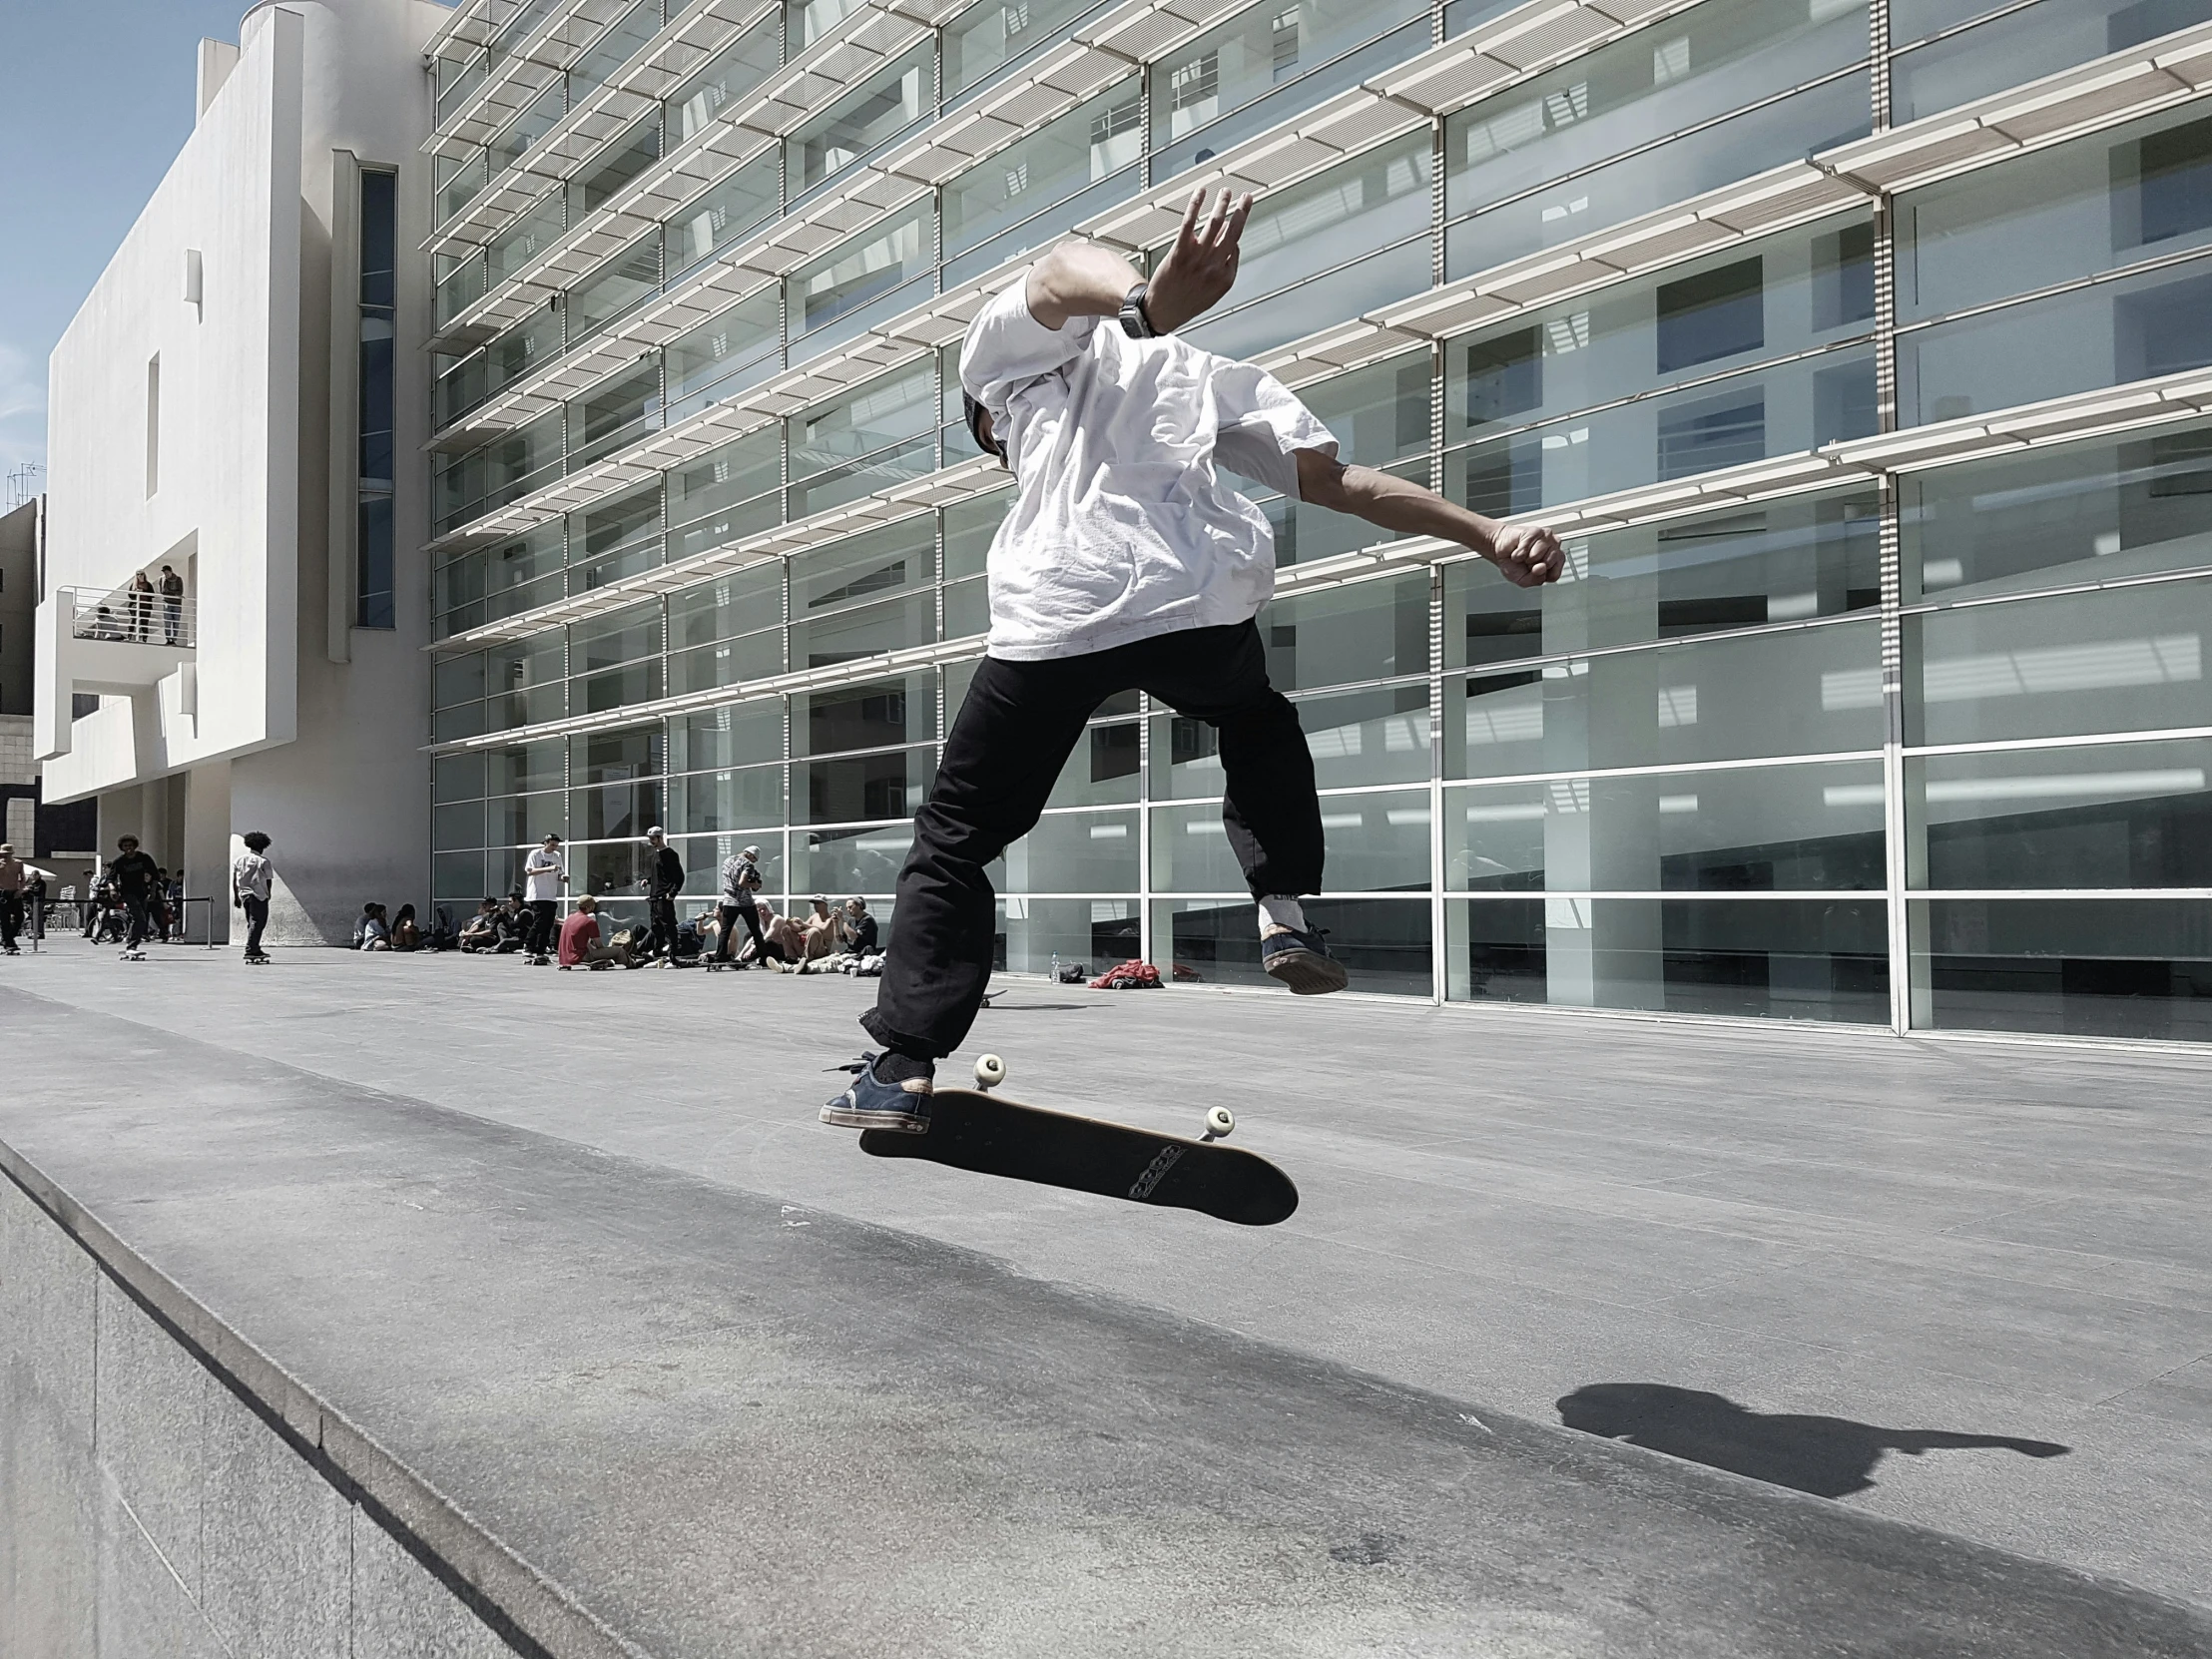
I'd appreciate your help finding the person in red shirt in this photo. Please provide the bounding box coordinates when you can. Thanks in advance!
[557,895,624,969]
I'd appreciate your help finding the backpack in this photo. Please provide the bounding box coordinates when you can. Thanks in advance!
[1088,959,1162,990]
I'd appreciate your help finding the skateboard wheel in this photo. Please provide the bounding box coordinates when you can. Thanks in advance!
[1204,1106,1236,1140]
[974,1053,1007,1090]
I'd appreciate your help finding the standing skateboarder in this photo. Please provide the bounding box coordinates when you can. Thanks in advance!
[824,189,1564,1133]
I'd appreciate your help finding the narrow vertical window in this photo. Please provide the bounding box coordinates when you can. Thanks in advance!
[146,355,161,497]
[356,169,397,628]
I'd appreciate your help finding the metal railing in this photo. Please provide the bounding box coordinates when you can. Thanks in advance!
[66,584,198,648]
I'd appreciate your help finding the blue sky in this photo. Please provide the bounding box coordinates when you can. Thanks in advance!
[0,1,276,483]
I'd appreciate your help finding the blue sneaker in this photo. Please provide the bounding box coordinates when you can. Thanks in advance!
[820,1051,933,1134]
[1261,926,1348,995]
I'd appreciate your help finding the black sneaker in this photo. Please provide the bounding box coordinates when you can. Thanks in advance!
[1261,926,1348,995]
[820,1051,932,1134]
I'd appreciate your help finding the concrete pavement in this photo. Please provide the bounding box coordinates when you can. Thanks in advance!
[3,936,2210,1637]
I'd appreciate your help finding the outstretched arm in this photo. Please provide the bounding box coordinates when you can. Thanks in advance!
[1295,450,1566,589]
[1025,189,1255,332]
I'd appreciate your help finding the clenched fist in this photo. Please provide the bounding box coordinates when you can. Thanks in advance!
[1488,522,1566,589]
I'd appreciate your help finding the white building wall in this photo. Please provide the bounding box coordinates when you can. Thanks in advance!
[38,0,444,943]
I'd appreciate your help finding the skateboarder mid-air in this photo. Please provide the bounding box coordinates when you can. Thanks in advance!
[825,188,1565,1134]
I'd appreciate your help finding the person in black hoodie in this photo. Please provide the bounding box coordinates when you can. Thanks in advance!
[642,828,687,967]
[108,835,162,958]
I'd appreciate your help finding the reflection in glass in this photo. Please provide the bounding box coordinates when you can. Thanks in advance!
[1915,741,2212,889]
[1159,897,1433,996]
[1449,619,1885,779]
[1890,0,2212,125]
[1447,761,1885,891]
[988,809,1141,892]
[1447,896,1888,1020]
[994,898,1140,975]
[1916,898,2212,1040]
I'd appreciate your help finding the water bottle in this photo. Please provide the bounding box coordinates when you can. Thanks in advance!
[1050,950,1060,984]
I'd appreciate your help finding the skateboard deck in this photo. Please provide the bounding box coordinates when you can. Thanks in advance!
[860,1088,1298,1227]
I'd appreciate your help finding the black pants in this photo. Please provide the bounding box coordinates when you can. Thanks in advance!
[648,892,679,959]
[716,899,778,963]
[242,894,269,955]
[527,899,557,956]
[0,891,20,950]
[862,620,1322,1061]
[123,891,153,950]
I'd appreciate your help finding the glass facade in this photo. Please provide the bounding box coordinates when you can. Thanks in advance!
[418,0,2212,1040]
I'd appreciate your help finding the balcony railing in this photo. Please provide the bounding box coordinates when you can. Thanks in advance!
[66,585,197,649]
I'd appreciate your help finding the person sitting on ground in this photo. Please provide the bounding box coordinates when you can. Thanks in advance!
[792,894,841,975]
[457,898,501,953]
[389,903,423,952]
[353,902,392,951]
[557,895,625,969]
[838,897,879,959]
[491,892,530,954]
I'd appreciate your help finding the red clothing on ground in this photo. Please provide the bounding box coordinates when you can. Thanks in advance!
[557,910,600,966]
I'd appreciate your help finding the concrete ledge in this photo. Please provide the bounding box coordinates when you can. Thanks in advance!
[3,992,2211,1658]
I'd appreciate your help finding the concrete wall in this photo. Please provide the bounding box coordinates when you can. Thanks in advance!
[0,1171,519,1659]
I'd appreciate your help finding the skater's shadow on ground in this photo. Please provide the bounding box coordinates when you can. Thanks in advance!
[1557,1383,2069,1499]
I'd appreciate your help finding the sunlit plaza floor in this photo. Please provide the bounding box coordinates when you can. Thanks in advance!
[5,931,2210,1609]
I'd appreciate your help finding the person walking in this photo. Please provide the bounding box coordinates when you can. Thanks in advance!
[160,564,185,644]
[232,831,275,962]
[642,828,686,967]
[522,833,566,964]
[108,835,162,959]
[713,843,780,968]
[0,843,25,956]
[823,191,1563,1132]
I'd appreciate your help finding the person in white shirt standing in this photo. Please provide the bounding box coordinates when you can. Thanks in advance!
[522,833,566,964]
[824,190,1565,1134]
[231,831,275,963]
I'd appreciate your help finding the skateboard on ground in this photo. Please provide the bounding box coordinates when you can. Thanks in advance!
[859,1055,1299,1227]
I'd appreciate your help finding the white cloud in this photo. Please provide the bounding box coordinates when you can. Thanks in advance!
[0,340,48,477]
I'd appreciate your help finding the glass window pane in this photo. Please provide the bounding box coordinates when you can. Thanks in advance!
[988,808,1140,892]
[487,637,568,730]
[567,231,662,339]
[1916,739,2212,889]
[1151,790,1429,892]
[667,18,781,146]
[1448,895,1889,1020]
[803,745,933,824]
[667,428,781,560]
[1448,760,1885,892]
[1444,0,1869,264]
[487,738,565,795]
[433,652,486,709]
[1891,0,2212,125]
[1909,578,2212,747]
[993,898,1141,974]
[670,629,784,694]
[569,360,665,472]
[671,562,784,649]
[1450,618,1886,778]
[1902,421,2212,603]
[945,0,1101,93]
[1916,897,2212,1039]
[432,801,484,849]
[1045,721,1141,807]
[1158,896,1433,995]
[794,672,937,756]
[790,590,936,668]
[433,851,488,903]
[787,363,936,489]
[1159,684,1431,799]
[945,574,989,639]
[1260,572,1430,693]
[800,821,916,893]
[672,765,787,833]
[568,480,663,588]
[945,82,1142,261]
[672,701,785,770]
[569,118,661,217]
[572,599,661,672]
[1183,135,1432,361]
[789,47,933,194]
[434,752,488,803]
[791,518,936,613]
[1449,488,1883,668]
[666,287,783,419]
[490,789,570,847]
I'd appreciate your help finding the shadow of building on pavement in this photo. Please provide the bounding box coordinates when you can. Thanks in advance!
[1558,1382,2070,1499]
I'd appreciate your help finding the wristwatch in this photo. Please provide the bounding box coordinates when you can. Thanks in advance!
[1118,281,1159,339]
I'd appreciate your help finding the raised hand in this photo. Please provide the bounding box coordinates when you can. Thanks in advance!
[1488,522,1566,589]
[1144,188,1255,332]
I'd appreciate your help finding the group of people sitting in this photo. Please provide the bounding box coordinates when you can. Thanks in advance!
[350,901,446,951]
[539,890,880,973]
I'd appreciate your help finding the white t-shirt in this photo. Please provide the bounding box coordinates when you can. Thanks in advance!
[232,852,272,902]
[959,277,1339,661]
[523,848,565,901]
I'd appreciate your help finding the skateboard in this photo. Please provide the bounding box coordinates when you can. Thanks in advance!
[859,1055,1298,1227]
